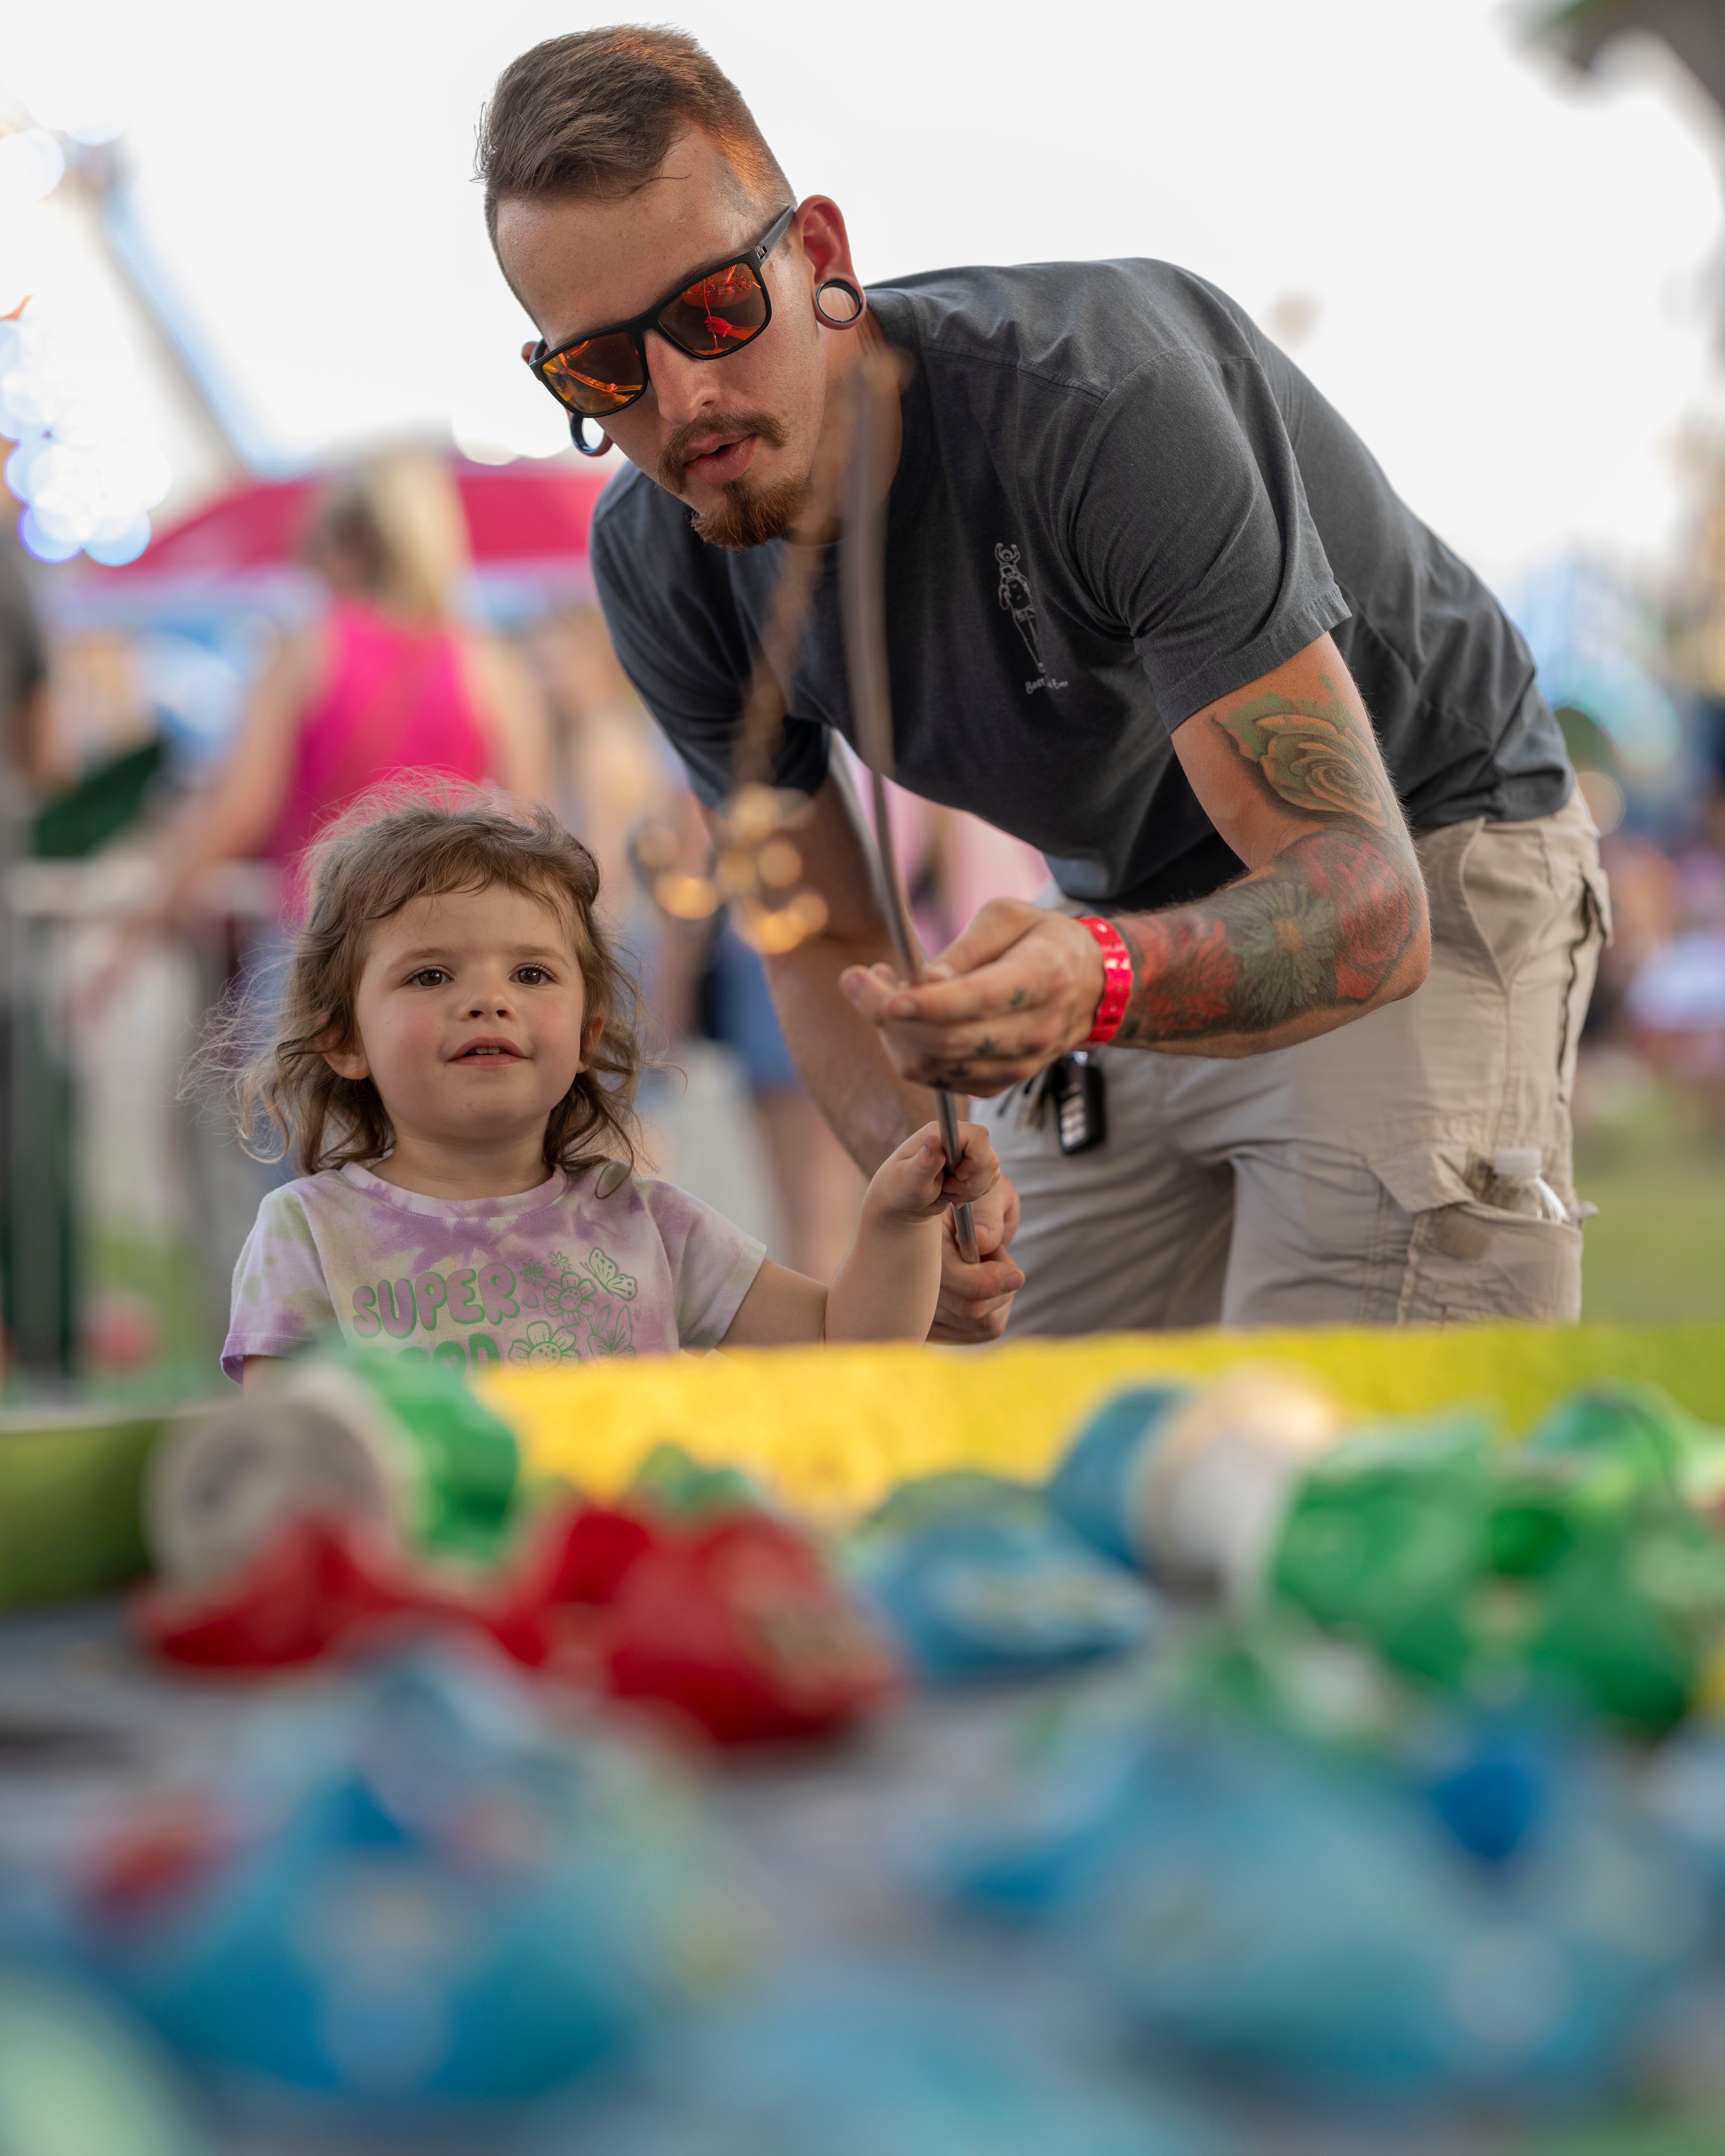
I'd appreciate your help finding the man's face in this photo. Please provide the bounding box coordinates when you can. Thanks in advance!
[496,130,828,548]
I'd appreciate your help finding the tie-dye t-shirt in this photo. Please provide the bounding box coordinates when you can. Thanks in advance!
[222,1161,765,1383]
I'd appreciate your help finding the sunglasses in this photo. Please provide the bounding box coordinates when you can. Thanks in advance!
[528,205,797,428]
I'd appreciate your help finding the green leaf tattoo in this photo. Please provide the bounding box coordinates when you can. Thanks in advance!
[1216,671,1400,830]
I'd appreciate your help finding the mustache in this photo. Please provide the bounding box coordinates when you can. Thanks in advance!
[657,410,788,495]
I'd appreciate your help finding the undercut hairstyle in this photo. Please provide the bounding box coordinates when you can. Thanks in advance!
[477,24,791,243]
[210,785,642,1181]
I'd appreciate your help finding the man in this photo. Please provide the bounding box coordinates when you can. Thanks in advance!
[480,26,1607,1342]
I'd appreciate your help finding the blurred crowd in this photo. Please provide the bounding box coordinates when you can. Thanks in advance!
[1583,723,1725,1143]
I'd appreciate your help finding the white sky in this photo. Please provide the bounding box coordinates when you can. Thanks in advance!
[7,0,1725,590]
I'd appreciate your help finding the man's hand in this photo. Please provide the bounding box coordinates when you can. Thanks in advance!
[840,904,1105,1096]
[930,1168,1023,1343]
[842,634,1431,1087]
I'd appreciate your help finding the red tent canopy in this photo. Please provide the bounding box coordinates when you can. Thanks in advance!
[110,457,611,579]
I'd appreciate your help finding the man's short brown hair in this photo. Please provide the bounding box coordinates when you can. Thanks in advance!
[477,25,791,243]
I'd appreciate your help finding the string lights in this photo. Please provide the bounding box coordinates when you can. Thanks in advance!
[631,782,831,955]
[0,119,170,566]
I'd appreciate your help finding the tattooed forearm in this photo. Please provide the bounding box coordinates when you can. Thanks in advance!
[893,664,1425,1088]
[1113,828,1418,1046]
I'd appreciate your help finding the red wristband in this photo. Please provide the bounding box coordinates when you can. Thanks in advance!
[1075,916,1133,1045]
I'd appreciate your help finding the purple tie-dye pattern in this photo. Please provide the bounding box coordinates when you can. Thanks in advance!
[222,1161,765,1383]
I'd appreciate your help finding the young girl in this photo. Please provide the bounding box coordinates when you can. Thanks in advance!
[222,793,998,1388]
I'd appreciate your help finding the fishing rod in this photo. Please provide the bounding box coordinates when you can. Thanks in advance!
[839,350,982,1267]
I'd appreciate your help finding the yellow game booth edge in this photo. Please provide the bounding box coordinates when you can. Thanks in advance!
[3,1319,1721,1607]
[476,1317,1725,1515]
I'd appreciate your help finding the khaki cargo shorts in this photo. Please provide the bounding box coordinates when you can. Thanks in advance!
[992,790,1610,1333]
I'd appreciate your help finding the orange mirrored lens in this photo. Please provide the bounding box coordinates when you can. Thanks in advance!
[659,264,768,357]
[541,332,644,416]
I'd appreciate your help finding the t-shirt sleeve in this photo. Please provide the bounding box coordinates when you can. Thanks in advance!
[638,1178,766,1351]
[1066,349,1348,729]
[590,478,831,810]
[221,1186,338,1382]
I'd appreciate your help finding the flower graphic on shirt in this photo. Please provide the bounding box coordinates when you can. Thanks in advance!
[586,1303,636,1362]
[508,1320,582,1367]
[547,1250,570,1273]
[516,1257,548,1311]
[542,1270,598,1322]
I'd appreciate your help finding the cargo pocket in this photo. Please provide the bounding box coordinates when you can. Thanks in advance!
[1366,1146,1583,1327]
[1399,1203,1582,1325]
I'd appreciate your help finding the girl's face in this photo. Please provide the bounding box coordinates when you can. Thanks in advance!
[325,882,597,1159]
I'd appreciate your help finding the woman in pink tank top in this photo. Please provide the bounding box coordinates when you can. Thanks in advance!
[143,453,551,923]
[262,597,495,866]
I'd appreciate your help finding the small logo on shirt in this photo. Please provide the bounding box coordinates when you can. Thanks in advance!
[995,542,1067,695]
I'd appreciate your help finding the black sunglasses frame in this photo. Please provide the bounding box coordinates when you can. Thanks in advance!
[528,204,798,425]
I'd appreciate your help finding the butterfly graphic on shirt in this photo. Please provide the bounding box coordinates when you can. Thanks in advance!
[586,1249,638,1301]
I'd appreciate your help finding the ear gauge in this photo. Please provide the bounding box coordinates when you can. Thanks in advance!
[570,414,613,457]
[814,278,866,329]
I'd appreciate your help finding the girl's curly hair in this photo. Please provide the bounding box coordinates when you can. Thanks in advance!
[218,785,641,1179]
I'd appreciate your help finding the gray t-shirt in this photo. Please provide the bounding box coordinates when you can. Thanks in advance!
[592,259,1572,911]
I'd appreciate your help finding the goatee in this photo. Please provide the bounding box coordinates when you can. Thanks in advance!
[690,474,808,550]
[659,410,806,551]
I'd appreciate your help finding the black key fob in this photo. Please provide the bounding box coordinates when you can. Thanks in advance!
[1049,1051,1106,1155]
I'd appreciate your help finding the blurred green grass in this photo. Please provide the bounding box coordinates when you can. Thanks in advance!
[1576,1061,1725,1325]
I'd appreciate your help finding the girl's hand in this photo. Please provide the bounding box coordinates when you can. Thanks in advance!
[866,1119,999,1229]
